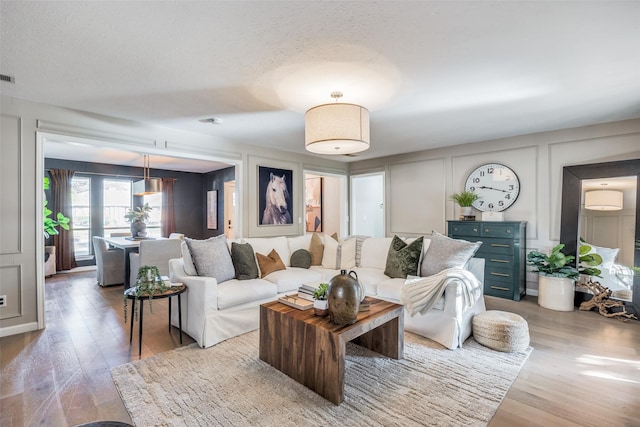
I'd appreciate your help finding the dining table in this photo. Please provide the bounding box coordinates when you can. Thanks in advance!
[103,236,145,289]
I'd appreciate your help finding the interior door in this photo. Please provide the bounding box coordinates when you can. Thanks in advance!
[350,172,385,237]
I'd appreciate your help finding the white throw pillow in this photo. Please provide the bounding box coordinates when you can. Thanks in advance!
[322,237,356,270]
[243,236,291,267]
[287,235,312,254]
[589,243,619,268]
[359,237,393,269]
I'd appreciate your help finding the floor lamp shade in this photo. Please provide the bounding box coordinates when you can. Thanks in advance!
[584,190,623,210]
[305,103,370,154]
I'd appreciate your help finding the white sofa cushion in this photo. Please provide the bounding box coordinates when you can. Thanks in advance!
[217,279,277,310]
[359,237,393,269]
[309,266,341,282]
[264,267,323,293]
[287,235,312,255]
[244,236,291,267]
[353,267,390,296]
[322,237,356,270]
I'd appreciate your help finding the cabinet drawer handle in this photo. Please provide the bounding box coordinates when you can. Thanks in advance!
[490,285,510,291]
[490,259,509,263]
[490,272,510,277]
[491,244,510,248]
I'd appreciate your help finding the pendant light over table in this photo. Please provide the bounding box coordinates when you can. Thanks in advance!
[133,154,162,196]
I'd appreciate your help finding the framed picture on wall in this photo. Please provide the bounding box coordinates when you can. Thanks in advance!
[207,190,218,229]
[305,177,322,232]
[258,166,293,226]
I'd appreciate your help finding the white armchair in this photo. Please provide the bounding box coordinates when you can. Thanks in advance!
[93,236,125,286]
[129,239,182,285]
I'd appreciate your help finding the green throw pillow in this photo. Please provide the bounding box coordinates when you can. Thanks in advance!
[231,242,259,280]
[290,249,312,269]
[384,235,424,279]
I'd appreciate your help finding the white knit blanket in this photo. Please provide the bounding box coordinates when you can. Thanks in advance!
[401,268,483,316]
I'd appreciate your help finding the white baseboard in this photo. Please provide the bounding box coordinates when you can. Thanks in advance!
[0,321,40,338]
[526,289,539,297]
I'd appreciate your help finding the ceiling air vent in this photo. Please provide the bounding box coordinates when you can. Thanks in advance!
[0,74,15,83]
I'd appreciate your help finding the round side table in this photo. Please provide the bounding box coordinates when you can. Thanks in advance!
[125,284,186,356]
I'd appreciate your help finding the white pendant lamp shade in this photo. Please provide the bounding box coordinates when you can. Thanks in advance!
[305,102,370,154]
[133,154,162,196]
[584,189,623,211]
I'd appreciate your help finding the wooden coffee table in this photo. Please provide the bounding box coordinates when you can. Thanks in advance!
[259,297,404,405]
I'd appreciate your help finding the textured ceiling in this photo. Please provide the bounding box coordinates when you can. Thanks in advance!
[2,1,640,164]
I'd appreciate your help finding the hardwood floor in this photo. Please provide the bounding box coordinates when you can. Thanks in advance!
[1,270,638,426]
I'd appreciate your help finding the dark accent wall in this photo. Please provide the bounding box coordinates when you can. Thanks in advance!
[45,158,208,240]
[203,166,235,238]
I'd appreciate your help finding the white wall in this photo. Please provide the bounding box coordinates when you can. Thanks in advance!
[0,95,348,336]
[350,118,640,294]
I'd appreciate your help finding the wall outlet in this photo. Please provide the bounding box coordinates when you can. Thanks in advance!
[0,295,6,308]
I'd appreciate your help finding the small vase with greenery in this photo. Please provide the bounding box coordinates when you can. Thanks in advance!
[124,203,152,237]
[123,265,170,323]
[313,283,329,316]
[527,244,579,311]
[450,191,479,217]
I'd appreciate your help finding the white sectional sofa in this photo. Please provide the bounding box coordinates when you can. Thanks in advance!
[169,234,485,350]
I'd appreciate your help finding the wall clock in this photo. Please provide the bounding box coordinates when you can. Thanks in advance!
[464,163,520,212]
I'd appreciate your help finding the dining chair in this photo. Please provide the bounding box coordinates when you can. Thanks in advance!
[129,239,182,286]
[169,233,185,240]
[93,236,125,286]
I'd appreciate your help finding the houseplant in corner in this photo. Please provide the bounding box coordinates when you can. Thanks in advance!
[450,191,480,219]
[527,244,579,311]
[124,203,152,237]
[313,283,329,316]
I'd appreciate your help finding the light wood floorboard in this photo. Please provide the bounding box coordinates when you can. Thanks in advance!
[1,271,638,426]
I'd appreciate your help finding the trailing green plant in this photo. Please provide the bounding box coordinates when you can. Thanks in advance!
[578,238,603,277]
[450,191,480,207]
[123,265,170,323]
[43,177,71,238]
[527,244,579,280]
[313,283,329,300]
[124,203,152,223]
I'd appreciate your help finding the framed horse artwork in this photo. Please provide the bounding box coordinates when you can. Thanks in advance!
[258,166,294,226]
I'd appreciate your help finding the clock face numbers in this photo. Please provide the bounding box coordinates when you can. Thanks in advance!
[464,163,520,212]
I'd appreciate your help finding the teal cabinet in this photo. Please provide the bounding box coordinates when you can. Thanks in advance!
[447,221,527,301]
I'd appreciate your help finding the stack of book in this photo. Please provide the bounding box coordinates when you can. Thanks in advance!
[297,283,320,301]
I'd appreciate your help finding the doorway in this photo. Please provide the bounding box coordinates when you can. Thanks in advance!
[350,172,385,237]
[224,180,236,239]
[303,171,347,237]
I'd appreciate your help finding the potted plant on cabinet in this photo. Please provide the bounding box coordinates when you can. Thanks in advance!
[527,244,579,311]
[450,191,480,218]
[124,203,152,237]
[313,283,329,316]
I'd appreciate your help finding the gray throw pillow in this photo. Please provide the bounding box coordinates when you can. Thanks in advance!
[290,249,312,269]
[384,235,424,279]
[420,231,482,277]
[231,242,259,280]
[184,236,235,283]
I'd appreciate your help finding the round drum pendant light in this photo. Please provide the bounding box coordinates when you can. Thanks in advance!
[305,92,370,155]
[584,183,623,211]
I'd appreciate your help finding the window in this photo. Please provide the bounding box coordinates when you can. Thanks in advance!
[103,179,132,236]
[71,176,91,256]
[143,192,163,237]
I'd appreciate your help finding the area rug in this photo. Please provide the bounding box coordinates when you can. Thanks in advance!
[111,330,531,426]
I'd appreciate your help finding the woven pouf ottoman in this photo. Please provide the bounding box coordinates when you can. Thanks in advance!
[473,310,530,352]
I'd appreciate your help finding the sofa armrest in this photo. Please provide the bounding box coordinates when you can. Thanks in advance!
[467,258,485,284]
[169,258,220,327]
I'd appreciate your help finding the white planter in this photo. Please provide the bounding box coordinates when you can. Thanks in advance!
[460,206,473,216]
[313,299,328,316]
[538,275,575,311]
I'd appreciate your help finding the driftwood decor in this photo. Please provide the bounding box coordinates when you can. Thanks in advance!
[579,280,637,321]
